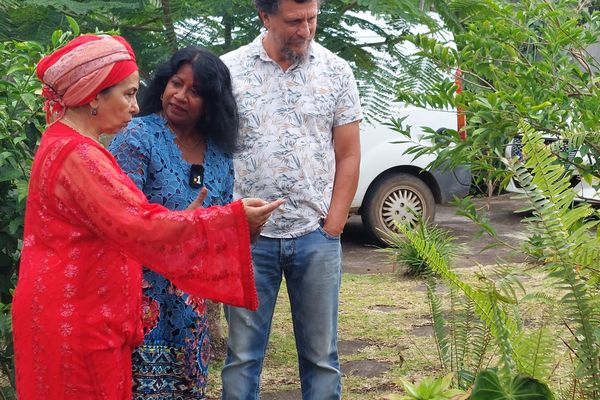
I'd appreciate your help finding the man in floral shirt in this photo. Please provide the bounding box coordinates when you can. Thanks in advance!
[221,0,362,398]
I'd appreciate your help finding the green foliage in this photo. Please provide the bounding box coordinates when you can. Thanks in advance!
[446,294,491,388]
[384,217,548,394]
[0,26,72,398]
[0,303,15,400]
[383,210,569,397]
[1,0,459,122]
[392,221,517,338]
[395,0,600,195]
[448,190,597,399]
[513,324,557,382]
[504,122,600,398]
[392,2,600,393]
[470,369,554,400]
[382,221,459,277]
[385,219,524,394]
[426,282,494,391]
[0,38,41,400]
[386,373,466,399]
[0,40,43,299]
[427,281,449,367]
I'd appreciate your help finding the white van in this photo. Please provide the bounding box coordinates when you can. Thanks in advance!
[350,105,471,244]
[347,14,471,243]
[504,135,599,203]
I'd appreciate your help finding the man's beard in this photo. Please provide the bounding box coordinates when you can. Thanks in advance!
[282,40,311,64]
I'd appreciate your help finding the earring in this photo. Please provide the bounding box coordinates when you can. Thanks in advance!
[91,108,98,116]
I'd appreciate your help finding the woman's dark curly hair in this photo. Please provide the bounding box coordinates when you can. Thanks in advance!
[139,46,239,153]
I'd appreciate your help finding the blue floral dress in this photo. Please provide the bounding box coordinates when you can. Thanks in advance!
[109,113,234,399]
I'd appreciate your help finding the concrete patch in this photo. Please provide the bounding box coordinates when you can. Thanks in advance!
[342,359,393,378]
[368,304,403,312]
[410,323,434,337]
[338,339,370,355]
[261,389,302,400]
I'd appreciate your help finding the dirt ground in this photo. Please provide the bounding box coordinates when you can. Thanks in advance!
[342,193,529,274]
[260,194,529,399]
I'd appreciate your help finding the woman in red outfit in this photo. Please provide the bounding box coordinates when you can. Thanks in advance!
[11,34,281,400]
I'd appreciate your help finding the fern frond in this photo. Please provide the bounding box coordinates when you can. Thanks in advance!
[514,327,557,381]
[515,290,561,381]
[504,121,600,396]
[395,222,517,338]
[427,279,450,368]
[360,45,452,122]
[520,292,559,305]
[520,127,577,210]
[560,128,588,149]
[393,220,527,384]
[488,288,516,384]
[449,293,492,388]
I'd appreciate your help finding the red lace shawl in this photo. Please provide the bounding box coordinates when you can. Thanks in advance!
[12,122,256,399]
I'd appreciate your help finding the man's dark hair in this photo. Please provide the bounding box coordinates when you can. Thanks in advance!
[254,0,320,15]
[139,46,239,153]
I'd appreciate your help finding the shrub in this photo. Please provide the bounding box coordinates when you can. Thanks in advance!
[382,221,459,277]
[0,27,74,398]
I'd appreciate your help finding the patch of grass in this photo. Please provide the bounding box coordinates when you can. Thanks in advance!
[206,273,438,399]
[206,266,567,399]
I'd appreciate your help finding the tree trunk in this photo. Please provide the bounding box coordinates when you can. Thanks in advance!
[160,0,178,53]
[207,300,227,361]
[222,13,233,51]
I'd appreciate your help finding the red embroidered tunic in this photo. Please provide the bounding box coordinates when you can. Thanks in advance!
[12,122,257,399]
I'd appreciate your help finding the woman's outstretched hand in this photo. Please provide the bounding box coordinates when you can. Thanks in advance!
[242,198,285,242]
[186,187,208,210]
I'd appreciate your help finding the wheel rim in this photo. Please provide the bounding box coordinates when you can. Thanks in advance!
[380,187,425,231]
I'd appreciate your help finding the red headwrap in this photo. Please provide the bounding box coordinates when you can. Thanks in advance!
[36,35,138,123]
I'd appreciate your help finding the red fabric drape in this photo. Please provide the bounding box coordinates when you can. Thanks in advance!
[12,122,257,399]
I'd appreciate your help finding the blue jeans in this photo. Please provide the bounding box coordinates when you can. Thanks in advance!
[221,226,342,400]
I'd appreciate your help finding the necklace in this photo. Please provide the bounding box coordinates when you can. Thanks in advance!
[60,117,99,143]
[173,133,206,165]
[163,114,203,150]
[174,134,203,149]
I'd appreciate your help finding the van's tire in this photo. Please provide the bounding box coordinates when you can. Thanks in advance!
[361,173,435,245]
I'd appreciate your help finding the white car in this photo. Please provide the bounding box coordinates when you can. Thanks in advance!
[350,105,471,244]
[505,135,599,203]
[346,12,470,243]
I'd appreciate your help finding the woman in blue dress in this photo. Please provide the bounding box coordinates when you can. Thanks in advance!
[109,46,238,399]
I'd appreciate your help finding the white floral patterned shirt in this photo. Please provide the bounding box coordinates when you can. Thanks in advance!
[222,33,363,238]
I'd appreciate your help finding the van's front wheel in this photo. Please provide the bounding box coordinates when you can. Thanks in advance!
[361,173,435,245]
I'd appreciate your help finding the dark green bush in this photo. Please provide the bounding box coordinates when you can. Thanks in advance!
[0,29,73,398]
[382,221,459,277]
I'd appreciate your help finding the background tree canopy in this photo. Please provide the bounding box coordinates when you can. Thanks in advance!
[0,0,461,120]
